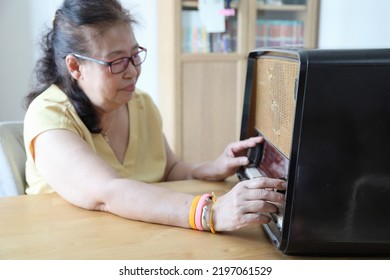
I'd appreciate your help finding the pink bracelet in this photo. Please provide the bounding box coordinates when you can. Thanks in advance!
[195,193,211,231]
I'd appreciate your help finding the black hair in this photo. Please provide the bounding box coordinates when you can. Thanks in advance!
[25,0,136,133]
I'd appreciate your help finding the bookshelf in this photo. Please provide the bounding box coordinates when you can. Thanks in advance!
[157,0,319,163]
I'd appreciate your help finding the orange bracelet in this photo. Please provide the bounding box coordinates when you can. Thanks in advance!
[189,195,201,229]
[209,192,217,234]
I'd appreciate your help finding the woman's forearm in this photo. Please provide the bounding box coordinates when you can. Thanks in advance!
[100,178,194,228]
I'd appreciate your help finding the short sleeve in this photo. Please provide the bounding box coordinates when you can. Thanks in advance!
[24,85,84,161]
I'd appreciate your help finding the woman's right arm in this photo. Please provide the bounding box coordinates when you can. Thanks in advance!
[33,129,286,232]
[33,129,194,228]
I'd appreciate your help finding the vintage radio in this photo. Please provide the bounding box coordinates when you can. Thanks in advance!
[238,48,390,255]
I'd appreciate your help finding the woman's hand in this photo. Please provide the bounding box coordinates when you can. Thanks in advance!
[213,177,286,232]
[194,136,263,181]
[168,136,264,182]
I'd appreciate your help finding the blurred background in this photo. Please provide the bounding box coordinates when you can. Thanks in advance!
[1,0,390,122]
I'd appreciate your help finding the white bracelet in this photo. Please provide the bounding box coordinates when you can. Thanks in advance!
[201,205,210,231]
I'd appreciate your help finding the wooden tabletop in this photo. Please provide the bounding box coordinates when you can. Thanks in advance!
[0,179,306,260]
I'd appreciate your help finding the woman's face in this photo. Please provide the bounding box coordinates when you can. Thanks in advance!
[76,23,141,113]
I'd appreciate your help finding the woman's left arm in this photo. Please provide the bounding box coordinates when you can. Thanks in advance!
[163,136,263,181]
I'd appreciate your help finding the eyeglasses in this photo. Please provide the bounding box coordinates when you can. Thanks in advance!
[70,46,147,74]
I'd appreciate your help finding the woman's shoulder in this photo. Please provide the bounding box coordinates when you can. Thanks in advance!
[28,84,72,111]
[24,84,81,133]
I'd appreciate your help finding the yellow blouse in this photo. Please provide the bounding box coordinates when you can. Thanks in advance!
[24,85,166,194]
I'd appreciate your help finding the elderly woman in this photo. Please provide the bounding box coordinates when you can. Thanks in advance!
[24,0,285,232]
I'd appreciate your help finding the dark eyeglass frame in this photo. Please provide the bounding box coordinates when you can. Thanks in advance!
[70,46,147,74]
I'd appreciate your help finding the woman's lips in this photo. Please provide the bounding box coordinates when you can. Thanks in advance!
[122,84,135,92]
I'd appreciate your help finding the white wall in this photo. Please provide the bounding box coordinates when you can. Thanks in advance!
[0,1,34,121]
[126,0,158,103]
[318,0,390,48]
[1,0,390,121]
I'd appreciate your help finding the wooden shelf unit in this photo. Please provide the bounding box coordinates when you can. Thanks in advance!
[158,0,320,163]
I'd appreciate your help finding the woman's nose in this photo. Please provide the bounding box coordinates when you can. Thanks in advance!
[123,61,139,78]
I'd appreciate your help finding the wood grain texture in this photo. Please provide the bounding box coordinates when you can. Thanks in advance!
[0,180,297,260]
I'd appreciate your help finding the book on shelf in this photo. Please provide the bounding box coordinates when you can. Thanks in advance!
[256,19,304,48]
[181,10,237,54]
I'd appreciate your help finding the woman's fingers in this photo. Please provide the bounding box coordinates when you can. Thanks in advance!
[243,188,285,204]
[226,136,263,156]
[235,177,286,214]
[243,177,287,191]
[240,200,279,214]
[240,213,272,224]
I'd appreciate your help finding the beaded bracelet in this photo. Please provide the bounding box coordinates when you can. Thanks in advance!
[189,195,201,229]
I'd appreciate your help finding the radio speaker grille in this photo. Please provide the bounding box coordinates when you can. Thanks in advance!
[255,56,299,158]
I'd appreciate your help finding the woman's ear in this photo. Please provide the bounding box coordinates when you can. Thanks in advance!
[65,55,82,80]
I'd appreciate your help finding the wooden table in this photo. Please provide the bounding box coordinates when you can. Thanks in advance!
[0,180,310,260]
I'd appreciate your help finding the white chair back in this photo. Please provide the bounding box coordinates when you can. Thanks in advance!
[0,121,26,196]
